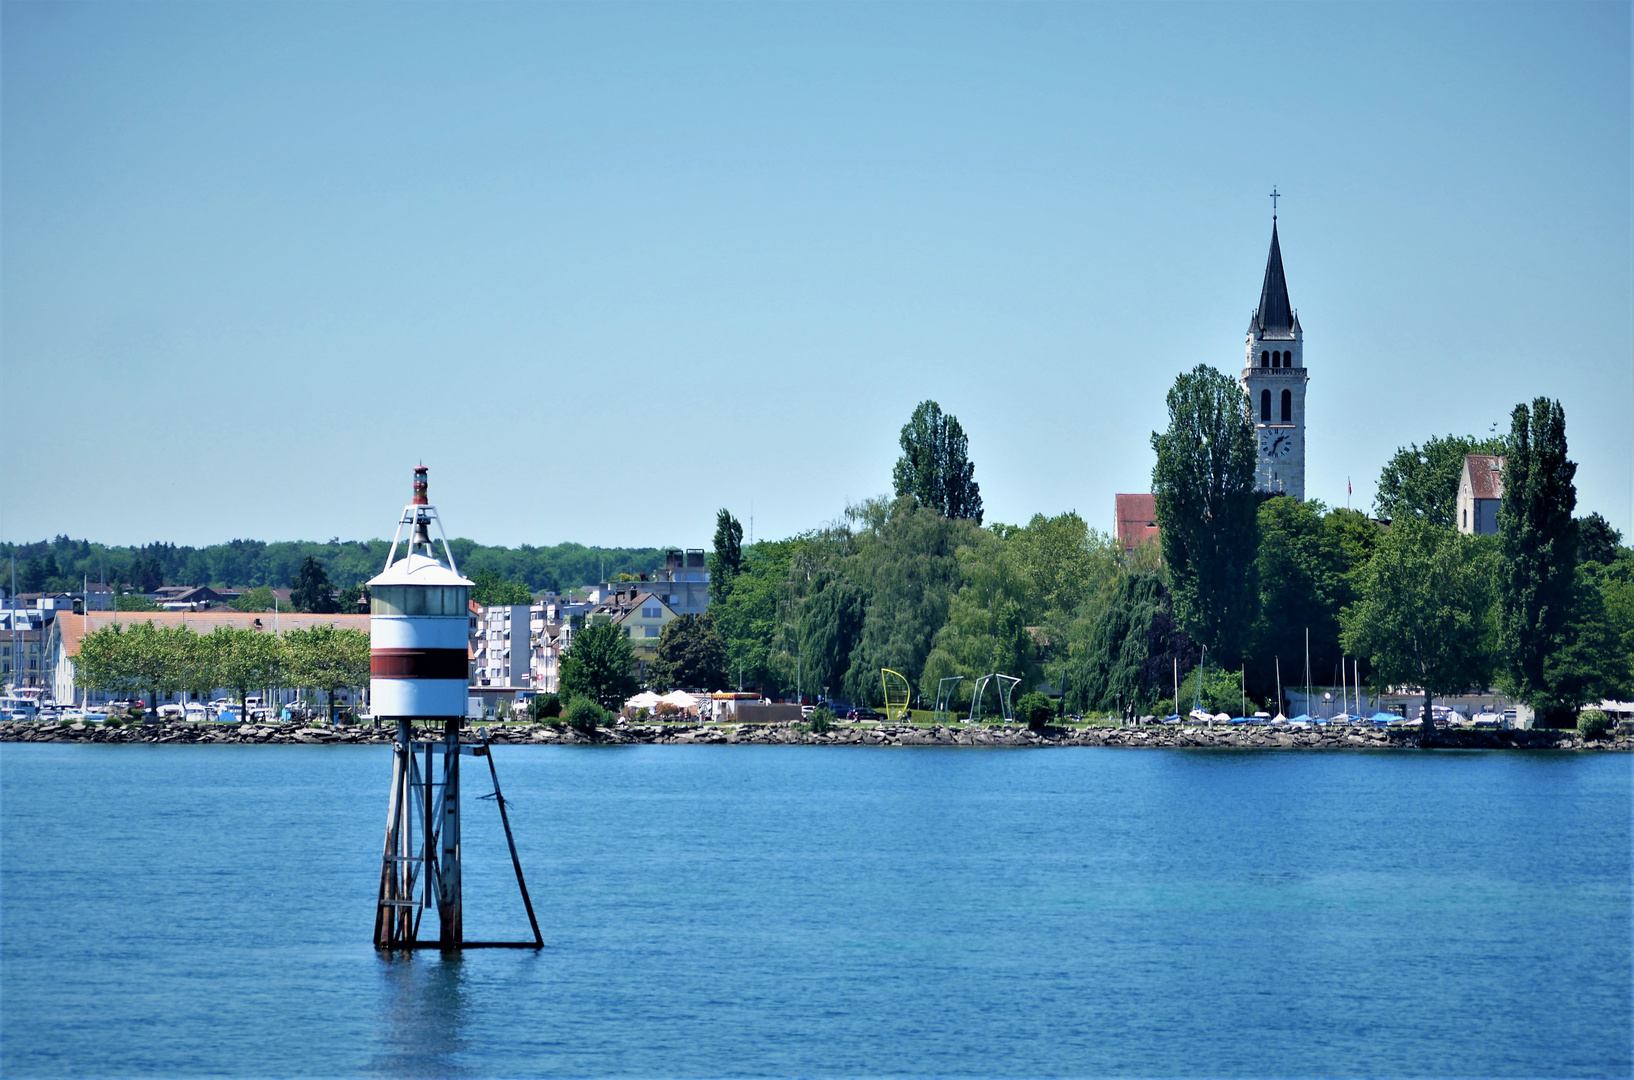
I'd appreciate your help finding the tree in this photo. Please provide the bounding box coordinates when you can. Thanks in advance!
[1150,365,1260,663]
[1251,498,1355,702]
[207,626,284,717]
[1577,513,1622,567]
[1342,516,1496,743]
[842,498,980,705]
[1497,398,1579,726]
[75,623,148,705]
[290,556,338,613]
[558,620,639,711]
[1375,433,1506,527]
[74,620,193,714]
[1062,572,1197,716]
[648,612,728,692]
[708,509,744,604]
[282,624,370,721]
[712,537,802,693]
[1015,691,1054,729]
[892,400,983,524]
[918,532,1034,708]
[471,568,532,606]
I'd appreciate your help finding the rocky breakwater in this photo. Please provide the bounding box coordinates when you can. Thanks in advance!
[4,719,1630,751]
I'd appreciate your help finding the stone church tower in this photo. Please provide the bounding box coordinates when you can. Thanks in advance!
[1240,220,1307,499]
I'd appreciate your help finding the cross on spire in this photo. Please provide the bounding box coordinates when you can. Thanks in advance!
[1269,187,1281,218]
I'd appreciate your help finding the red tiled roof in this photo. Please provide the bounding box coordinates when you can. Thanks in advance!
[1466,455,1506,500]
[1115,493,1161,551]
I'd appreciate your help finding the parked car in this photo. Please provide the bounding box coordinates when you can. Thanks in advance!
[847,707,885,721]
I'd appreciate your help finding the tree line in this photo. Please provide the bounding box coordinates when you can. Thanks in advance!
[76,622,371,722]
[638,389,1632,727]
[2,536,669,598]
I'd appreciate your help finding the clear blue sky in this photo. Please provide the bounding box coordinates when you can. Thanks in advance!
[3,2,1629,548]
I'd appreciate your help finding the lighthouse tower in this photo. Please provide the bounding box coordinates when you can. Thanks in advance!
[370,467,475,949]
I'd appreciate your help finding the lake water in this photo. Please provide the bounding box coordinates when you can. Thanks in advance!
[2,744,1629,1078]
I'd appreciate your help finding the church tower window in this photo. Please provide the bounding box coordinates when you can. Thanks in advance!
[1280,388,1292,422]
[1261,351,1269,367]
[1260,389,1271,421]
[1272,351,1281,366]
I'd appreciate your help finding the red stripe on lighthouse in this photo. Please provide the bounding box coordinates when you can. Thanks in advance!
[371,648,469,680]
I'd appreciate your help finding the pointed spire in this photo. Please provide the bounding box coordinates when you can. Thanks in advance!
[1251,221,1294,333]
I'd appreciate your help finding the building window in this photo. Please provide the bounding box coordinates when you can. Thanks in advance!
[642,605,660,619]
[1260,389,1271,421]
[645,626,660,638]
[1260,351,1269,367]
[1280,389,1292,423]
[1272,351,1281,366]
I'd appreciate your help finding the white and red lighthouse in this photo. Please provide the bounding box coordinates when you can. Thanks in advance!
[370,466,474,949]
[367,466,472,718]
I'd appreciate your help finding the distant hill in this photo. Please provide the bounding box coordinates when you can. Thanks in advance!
[0,536,672,595]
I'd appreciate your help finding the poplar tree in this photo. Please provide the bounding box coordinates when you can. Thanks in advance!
[892,401,983,524]
[708,509,743,605]
[1497,398,1580,726]
[1150,365,1261,663]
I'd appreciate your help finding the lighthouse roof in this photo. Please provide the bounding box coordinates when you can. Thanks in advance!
[367,550,474,589]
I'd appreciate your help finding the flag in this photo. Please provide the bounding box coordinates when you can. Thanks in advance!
[1348,477,1352,496]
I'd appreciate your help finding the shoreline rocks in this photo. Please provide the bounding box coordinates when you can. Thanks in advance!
[2,718,1628,751]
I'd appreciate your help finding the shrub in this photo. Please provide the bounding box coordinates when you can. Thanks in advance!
[655,702,680,718]
[808,707,835,735]
[1578,709,1611,741]
[529,693,561,721]
[104,717,123,729]
[632,706,650,721]
[1016,691,1055,729]
[564,696,608,731]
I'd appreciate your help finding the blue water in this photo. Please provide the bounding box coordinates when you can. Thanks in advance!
[2,744,1629,1078]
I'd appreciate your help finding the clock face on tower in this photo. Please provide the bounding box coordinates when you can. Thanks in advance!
[1261,431,1293,459]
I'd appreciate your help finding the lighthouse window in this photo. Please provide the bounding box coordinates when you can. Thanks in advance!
[1260,351,1269,367]
[1280,389,1292,423]
[371,585,469,616]
[1260,389,1271,421]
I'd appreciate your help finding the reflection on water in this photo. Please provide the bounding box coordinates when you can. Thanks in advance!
[367,953,472,1078]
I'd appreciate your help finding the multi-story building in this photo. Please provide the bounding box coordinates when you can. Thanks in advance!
[472,604,531,688]
[2,611,48,690]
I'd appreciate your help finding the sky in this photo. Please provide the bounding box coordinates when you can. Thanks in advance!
[3,1,1630,549]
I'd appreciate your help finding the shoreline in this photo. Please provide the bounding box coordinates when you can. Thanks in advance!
[3,718,1629,751]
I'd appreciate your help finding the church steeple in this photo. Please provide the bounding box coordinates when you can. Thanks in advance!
[1249,221,1294,334]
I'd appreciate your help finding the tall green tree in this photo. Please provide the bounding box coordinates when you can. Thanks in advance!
[1150,364,1260,663]
[1375,433,1507,527]
[1342,516,1497,741]
[290,556,338,613]
[708,509,744,605]
[558,620,640,710]
[1252,498,1355,698]
[1497,398,1580,726]
[892,400,983,524]
[648,613,728,692]
[282,624,370,721]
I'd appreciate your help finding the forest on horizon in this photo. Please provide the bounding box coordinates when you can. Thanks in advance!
[0,536,670,596]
